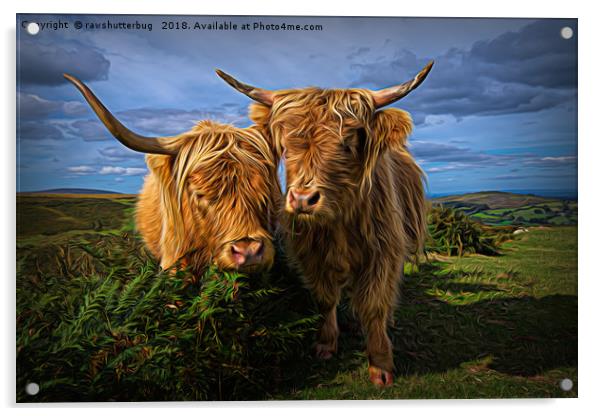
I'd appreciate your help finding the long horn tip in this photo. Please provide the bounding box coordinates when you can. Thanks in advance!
[215,69,232,82]
[421,61,434,76]
[63,73,85,90]
[414,61,434,86]
[215,69,275,106]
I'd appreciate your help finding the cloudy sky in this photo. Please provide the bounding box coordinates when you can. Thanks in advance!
[16,15,577,196]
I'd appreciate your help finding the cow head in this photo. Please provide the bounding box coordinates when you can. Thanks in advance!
[215,62,432,224]
[64,74,276,272]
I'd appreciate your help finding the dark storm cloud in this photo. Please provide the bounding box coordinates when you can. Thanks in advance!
[409,140,516,176]
[68,106,250,143]
[69,120,113,142]
[18,93,61,118]
[18,39,110,86]
[347,46,370,60]
[18,121,64,141]
[18,92,88,119]
[97,146,142,162]
[413,139,576,177]
[410,141,495,163]
[471,20,577,88]
[490,174,530,181]
[350,20,576,119]
[116,107,249,134]
[14,15,577,195]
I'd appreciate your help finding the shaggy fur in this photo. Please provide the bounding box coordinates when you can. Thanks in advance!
[135,121,280,274]
[249,88,427,384]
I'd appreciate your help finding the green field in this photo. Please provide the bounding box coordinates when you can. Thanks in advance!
[16,194,578,401]
[277,226,577,399]
[432,191,577,226]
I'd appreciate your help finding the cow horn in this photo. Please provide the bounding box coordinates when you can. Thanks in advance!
[63,73,177,155]
[215,69,275,106]
[370,61,434,109]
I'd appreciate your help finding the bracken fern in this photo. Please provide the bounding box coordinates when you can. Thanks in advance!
[17,235,317,402]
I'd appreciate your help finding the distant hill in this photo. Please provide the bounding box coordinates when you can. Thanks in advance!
[431,191,577,226]
[22,188,121,195]
[432,191,554,210]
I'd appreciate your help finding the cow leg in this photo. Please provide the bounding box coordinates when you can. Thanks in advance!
[352,273,399,387]
[316,303,338,359]
[306,275,342,360]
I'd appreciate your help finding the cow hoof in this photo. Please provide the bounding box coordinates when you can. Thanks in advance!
[315,343,335,360]
[368,366,393,387]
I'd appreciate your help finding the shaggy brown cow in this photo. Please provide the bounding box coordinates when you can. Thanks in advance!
[216,62,433,386]
[64,74,279,274]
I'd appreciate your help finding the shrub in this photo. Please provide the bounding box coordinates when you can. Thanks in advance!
[16,234,317,402]
[426,205,502,256]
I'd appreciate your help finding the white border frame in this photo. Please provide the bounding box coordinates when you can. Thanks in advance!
[3,1,599,414]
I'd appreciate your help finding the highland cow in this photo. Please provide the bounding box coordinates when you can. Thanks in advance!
[65,74,279,274]
[217,62,433,386]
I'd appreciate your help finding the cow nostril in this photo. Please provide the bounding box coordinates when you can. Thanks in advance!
[230,244,247,265]
[231,243,241,254]
[288,190,298,207]
[231,244,244,257]
[307,192,321,207]
[231,239,265,265]
[253,240,264,258]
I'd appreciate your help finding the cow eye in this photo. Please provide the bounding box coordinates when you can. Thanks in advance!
[356,127,367,148]
[193,191,209,206]
[343,128,366,154]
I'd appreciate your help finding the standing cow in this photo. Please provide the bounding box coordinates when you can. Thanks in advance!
[216,62,433,386]
[64,74,279,274]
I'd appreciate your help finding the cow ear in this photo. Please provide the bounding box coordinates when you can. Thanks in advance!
[370,108,413,151]
[249,103,283,159]
[145,153,187,248]
[361,108,413,191]
[249,103,271,129]
[146,154,175,190]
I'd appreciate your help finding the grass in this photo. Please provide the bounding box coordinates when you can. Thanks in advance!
[16,195,577,400]
[278,226,577,399]
[17,195,137,237]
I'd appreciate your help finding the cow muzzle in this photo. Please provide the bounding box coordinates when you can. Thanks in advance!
[286,187,321,215]
[229,238,266,270]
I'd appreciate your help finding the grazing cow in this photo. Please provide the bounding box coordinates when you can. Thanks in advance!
[216,62,433,386]
[64,74,279,274]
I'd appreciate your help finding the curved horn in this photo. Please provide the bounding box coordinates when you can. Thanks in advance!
[63,73,177,155]
[215,69,275,106]
[371,61,434,109]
